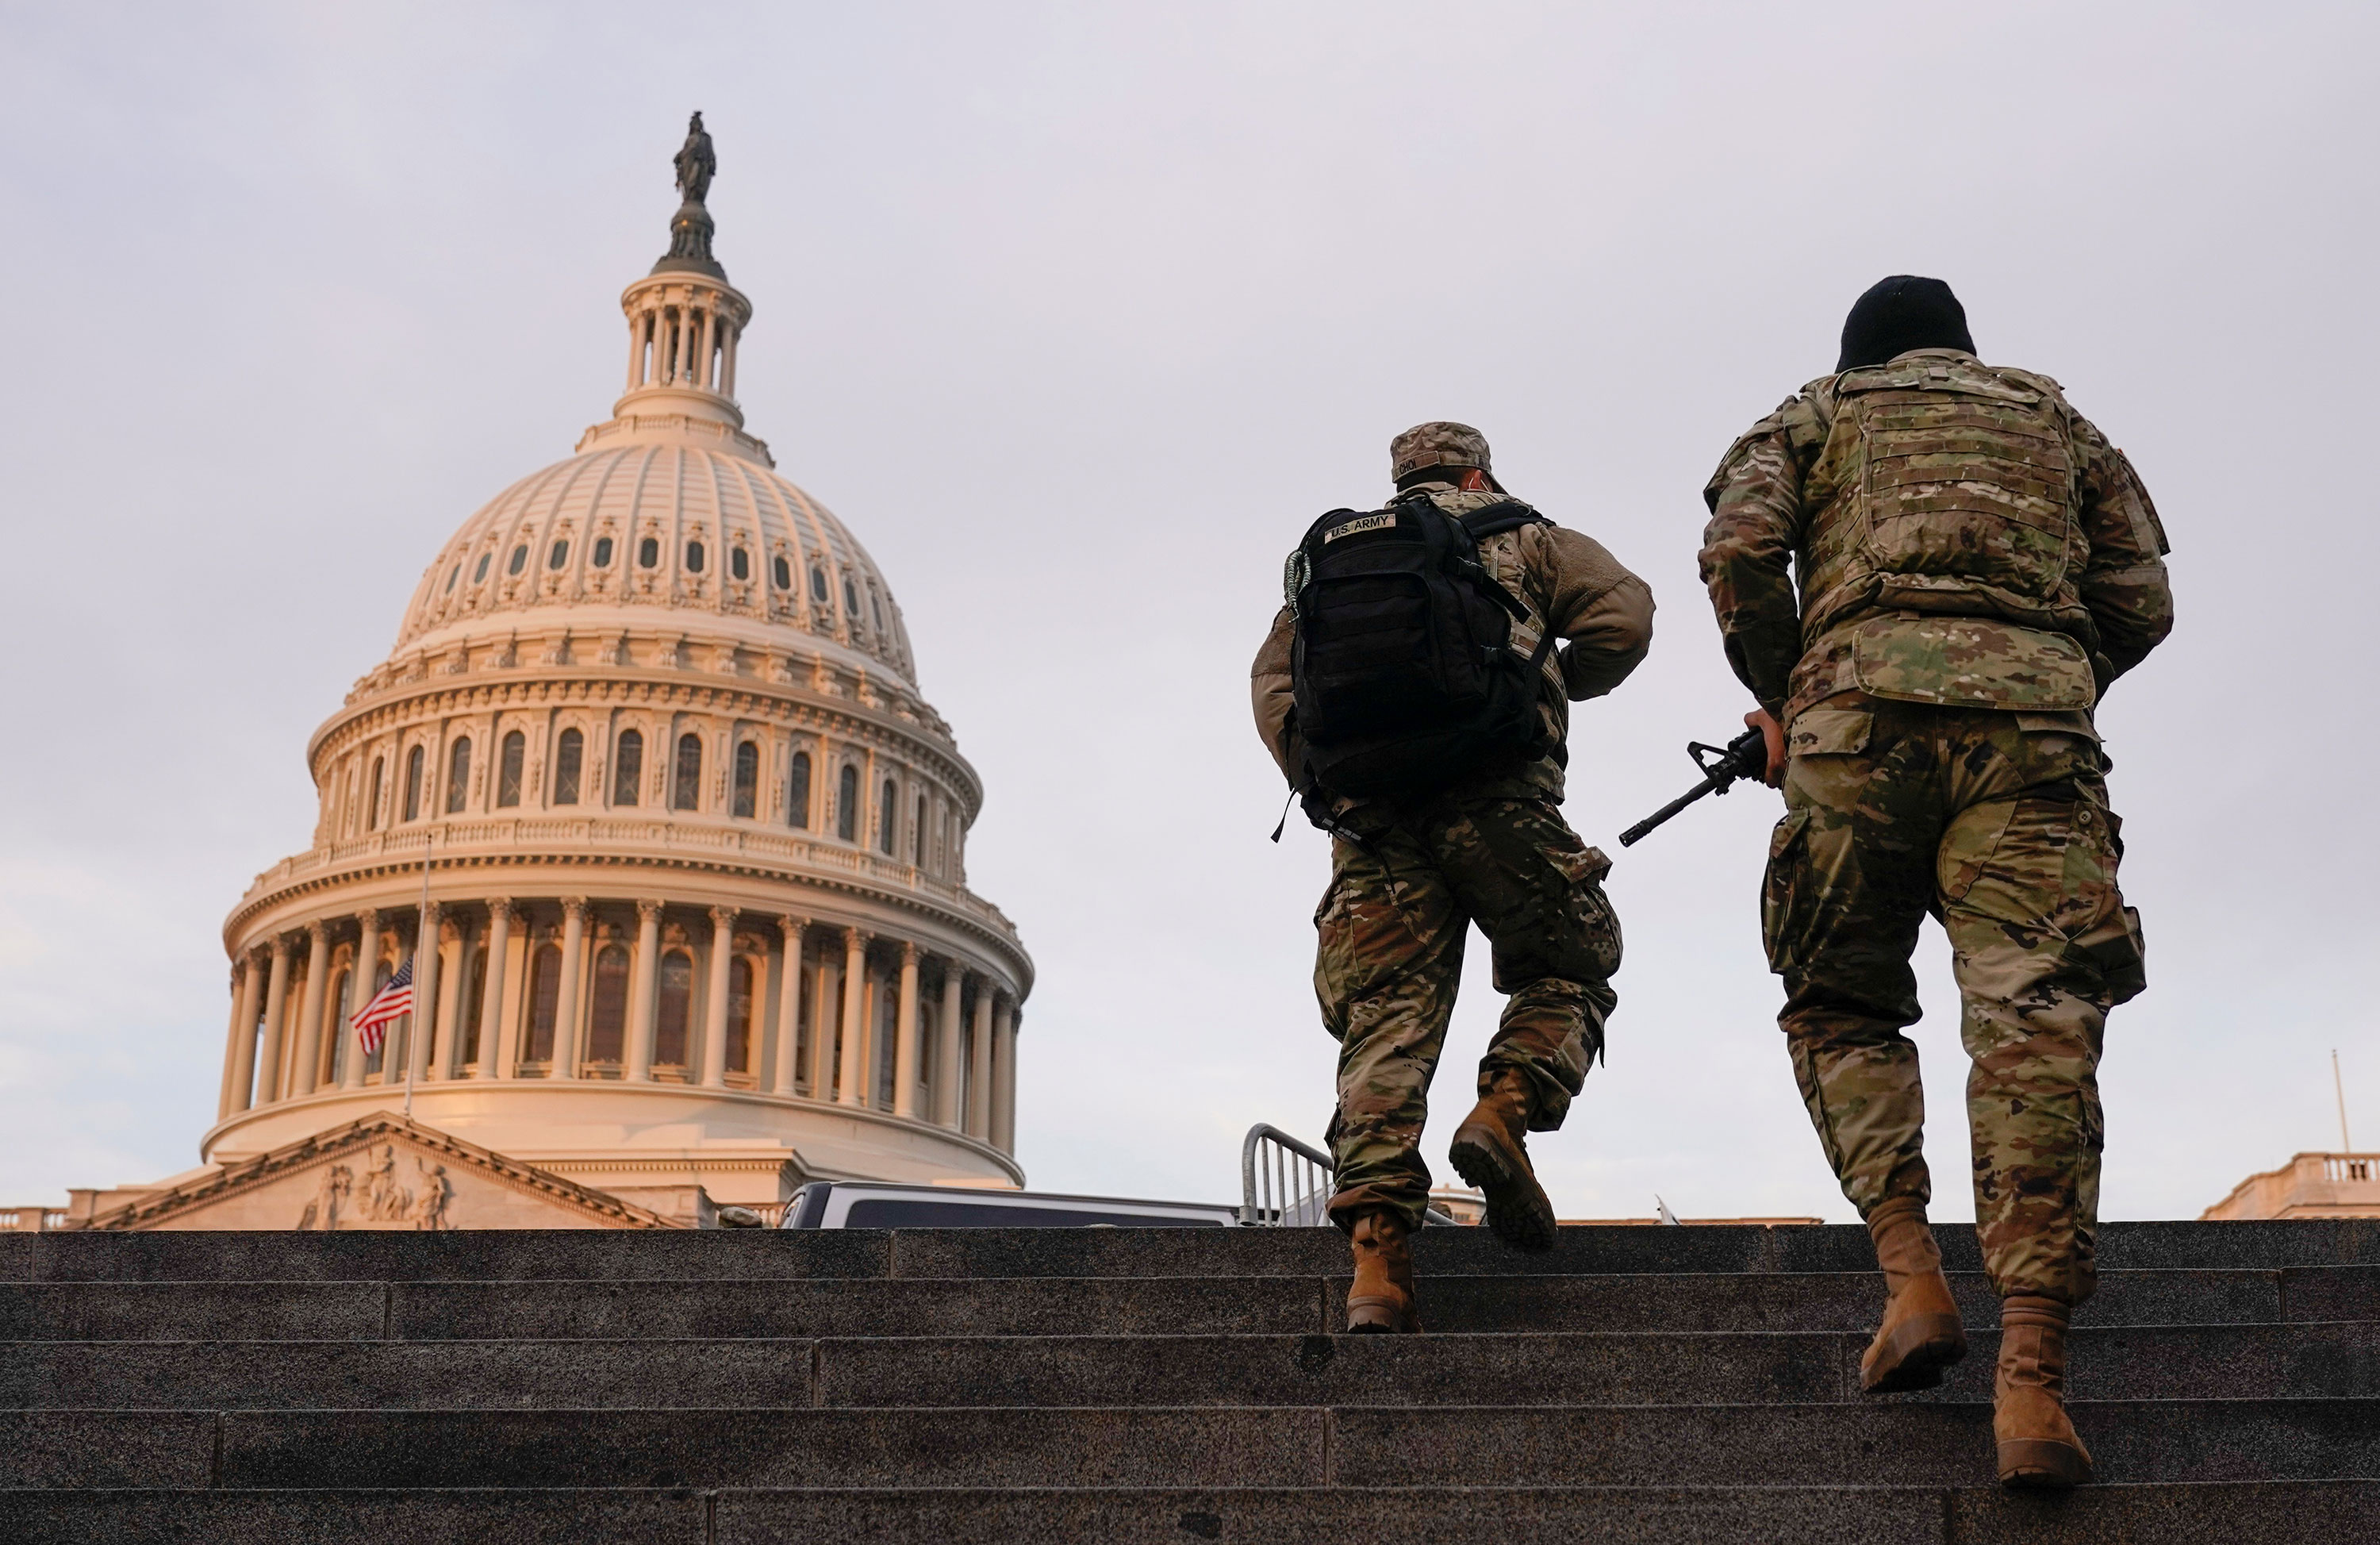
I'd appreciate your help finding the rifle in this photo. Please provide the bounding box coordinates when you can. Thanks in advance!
[1618,727,1768,847]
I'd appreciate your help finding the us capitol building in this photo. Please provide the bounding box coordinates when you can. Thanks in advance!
[54,117,1032,1231]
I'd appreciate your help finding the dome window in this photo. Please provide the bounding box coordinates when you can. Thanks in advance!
[871,592,884,629]
[612,729,643,807]
[638,536,660,569]
[843,578,860,617]
[473,553,491,584]
[586,945,630,1063]
[788,751,812,829]
[444,563,459,594]
[671,732,702,810]
[731,547,750,582]
[592,536,614,568]
[878,778,898,855]
[445,737,471,814]
[732,740,758,818]
[654,951,693,1067]
[685,540,706,574]
[496,731,525,808]
[402,745,426,822]
[508,544,528,576]
[554,728,584,805]
[836,764,860,842]
[773,555,792,590]
[548,540,569,571]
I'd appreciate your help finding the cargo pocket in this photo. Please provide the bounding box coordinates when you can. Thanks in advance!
[1549,840,1621,981]
[1760,809,1814,976]
[2070,904,2148,1006]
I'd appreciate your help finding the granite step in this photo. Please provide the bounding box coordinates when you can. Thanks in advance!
[4,1265,2369,1343]
[2,1482,2374,1545]
[3,1399,2370,1490]
[6,1321,2372,1409]
[6,1218,2374,1283]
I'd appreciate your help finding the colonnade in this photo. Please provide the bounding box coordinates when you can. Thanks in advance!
[624,293,740,399]
[215,897,1019,1154]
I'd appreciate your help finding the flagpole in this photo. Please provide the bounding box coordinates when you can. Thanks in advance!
[406,830,432,1121]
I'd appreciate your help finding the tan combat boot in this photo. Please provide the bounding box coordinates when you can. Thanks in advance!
[1996,1294,2093,1489]
[1447,1069,1557,1251]
[1345,1211,1422,1334]
[1859,1196,1968,1393]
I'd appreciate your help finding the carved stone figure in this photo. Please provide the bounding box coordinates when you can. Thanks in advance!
[674,111,715,206]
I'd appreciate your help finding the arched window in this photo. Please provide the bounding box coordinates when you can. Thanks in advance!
[685,540,706,573]
[592,536,614,568]
[473,552,491,584]
[638,536,660,569]
[809,566,828,601]
[731,547,750,581]
[497,731,525,808]
[444,563,459,594]
[547,539,569,571]
[879,778,898,855]
[508,544,528,575]
[726,956,755,1074]
[843,577,861,617]
[871,591,884,630]
[731,741,758,818]
[913,794,926,864]
[526,944,562,1063]
[614,729,643,806]
[401,745,424,822]
[672,733,702,811]
[772,555,791,590]
[837,764,859,842]
[445,736,471,813]
[654,949,693,1067]
[788,751,812,829]
[554,728,583,806]
[587,944,629,1063]
[367,757,385,830]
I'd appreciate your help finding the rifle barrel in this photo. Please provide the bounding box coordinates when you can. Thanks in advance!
[1618,778,1721,847]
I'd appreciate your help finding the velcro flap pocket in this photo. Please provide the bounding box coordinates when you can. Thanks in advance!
[1787,708,1871,758]
[1851,616,2096,711]
[2012,710,2100,741]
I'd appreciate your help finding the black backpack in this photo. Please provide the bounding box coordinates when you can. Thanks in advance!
[1285,494,1557,803]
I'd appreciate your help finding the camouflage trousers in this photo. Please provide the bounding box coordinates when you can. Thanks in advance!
[1764,694,2146,1305]
[1315,796,1622,1233]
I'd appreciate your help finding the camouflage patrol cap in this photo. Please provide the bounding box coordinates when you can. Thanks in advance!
[1390,421,1495,485]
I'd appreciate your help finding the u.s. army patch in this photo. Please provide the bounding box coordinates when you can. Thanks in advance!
[1325,512,1397,543]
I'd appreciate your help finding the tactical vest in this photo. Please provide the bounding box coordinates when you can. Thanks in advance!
[1795,353,2099,710]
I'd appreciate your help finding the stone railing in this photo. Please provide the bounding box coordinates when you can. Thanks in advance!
[241,820,1019,940]
[0,1208,68,1233]
[2323,1154,2378,1185]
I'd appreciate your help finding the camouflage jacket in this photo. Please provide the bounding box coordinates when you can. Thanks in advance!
[1700,348,2174,724]
[1253,485,1654,804]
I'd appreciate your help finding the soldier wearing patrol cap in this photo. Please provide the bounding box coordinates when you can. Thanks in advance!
[1700,277,2175,1489]
[1253,422,1653,1332]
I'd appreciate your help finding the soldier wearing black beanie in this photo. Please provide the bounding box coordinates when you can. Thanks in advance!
[1837,275,1975,372]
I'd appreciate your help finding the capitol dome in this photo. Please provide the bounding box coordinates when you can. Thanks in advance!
[194,119,1031,1224]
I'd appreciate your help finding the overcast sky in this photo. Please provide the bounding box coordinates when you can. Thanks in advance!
[1,4,2373,1224]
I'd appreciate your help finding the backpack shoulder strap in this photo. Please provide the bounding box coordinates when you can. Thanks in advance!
[1458,500,1551,540]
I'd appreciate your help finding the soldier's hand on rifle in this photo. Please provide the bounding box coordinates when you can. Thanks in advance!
[1745,709,1786,787]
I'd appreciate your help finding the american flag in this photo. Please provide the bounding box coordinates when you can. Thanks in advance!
[352,959,415,1055]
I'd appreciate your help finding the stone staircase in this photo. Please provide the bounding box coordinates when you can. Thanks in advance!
[0,1219,2373,1541]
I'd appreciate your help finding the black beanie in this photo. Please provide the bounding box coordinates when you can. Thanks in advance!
[1837,275,1975,373]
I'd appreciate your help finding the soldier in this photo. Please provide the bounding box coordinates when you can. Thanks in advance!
[1253,422,1653,1332]
[1700,277,2173,1488]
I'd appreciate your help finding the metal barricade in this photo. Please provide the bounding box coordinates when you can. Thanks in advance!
[1240,1124,1334,1227]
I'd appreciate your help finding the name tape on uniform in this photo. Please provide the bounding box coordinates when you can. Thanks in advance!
[1324,512,1398,544]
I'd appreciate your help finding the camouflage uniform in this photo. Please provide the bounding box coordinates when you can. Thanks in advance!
[1255,423,1655,1232]
[1702,349,2174,1305]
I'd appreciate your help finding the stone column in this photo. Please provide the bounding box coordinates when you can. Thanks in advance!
[701,907,735,1088]
[992,1002,1019,1154]
[934,965,965,1128]
[624,308,646,391]
[255,938,294,1107]
[221,953,264,1117]
[774,916,806,1095]
[406,901,443,1087]
[809,951,838,1097]
[968,986,996,1138]
[836,928,869,1108]
[721,321,739,397]
[892,942,922,1118]
[551,899,586,1079]
[697,306,717,390]
[217,969,244,1120]
[294,921,331,1097]
[474,900,512,1079]
[430,918,465,1078]
[627,900,662,1082]
[342,912,381,1089]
